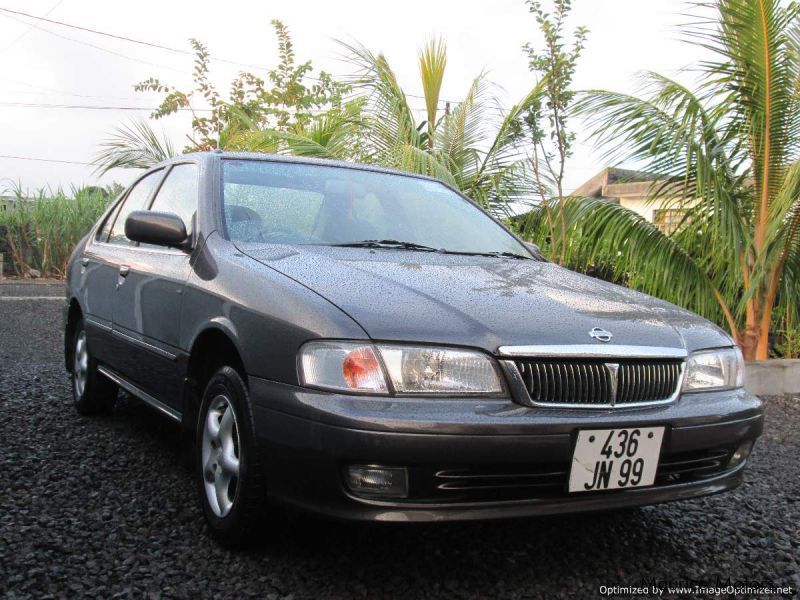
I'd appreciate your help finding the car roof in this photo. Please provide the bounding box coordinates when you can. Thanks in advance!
[163,151,445,184]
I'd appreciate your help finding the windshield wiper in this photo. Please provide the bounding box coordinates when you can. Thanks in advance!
[326,239,439,252]
[436,250,533,260]
[325,240,534,260]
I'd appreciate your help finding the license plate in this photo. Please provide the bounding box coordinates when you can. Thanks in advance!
[568,427,665,493]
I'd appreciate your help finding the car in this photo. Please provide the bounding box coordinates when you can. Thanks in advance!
[65,151,763,544]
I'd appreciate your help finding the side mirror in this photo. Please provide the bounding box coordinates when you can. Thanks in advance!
[524,242,545,261]
[125,210,189,249]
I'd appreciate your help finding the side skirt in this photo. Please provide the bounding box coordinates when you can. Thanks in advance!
[97,365,182,423]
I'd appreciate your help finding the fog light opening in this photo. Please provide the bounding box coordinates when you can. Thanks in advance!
[729,440,754,467]
[346,465,408,499]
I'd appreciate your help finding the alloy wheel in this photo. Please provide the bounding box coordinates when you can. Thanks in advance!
[73,330,89,398]
[201,394,241,517]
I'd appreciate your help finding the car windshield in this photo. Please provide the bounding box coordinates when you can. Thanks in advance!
[222,159,531,257]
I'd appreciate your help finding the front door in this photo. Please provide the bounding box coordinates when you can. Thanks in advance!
[111,163,199,410]
[85,169,165,366]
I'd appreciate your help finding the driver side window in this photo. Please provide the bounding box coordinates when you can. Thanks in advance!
[149,163,199,236]
[107,170,164,246]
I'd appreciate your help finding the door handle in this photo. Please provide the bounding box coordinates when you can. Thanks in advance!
[119,265,130,278]
[80,257,90,267]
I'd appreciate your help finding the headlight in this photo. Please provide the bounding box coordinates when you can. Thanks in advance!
[378,344,504,394]
[299,341,505,396]
[682,347,744,392]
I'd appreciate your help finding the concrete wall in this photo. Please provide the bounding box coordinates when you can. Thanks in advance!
[745,360,800,396]
[617,197,701,222]
[619,197,656,221]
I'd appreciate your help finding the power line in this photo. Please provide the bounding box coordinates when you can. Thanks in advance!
[0,154,93,165]
[0,6,274,73]
[0,10,186,73]
[0,100,467,117]
[0,90,512,116]
[0,6,193,54]
[0,100,447,115]
[0,75,433,109]
[0,101,212,112]
[0,0,63,53]
[0,101,360,114]
[0,77,141,101]
[0,6,470,107]
[0,7,523,115]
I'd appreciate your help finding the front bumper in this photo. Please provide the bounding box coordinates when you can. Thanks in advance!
[249,377,763,521]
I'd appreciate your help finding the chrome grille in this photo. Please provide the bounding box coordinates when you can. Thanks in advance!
[514,359,683,407]
[617,362,682,404]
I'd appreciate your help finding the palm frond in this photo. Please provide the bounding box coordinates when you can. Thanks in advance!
[576,72,749,316]
[704,0,800,226]
[522,197,735,331]
[93,119,177,175]
[338,40,420,161]
[435,75,490,188]
[393,144,458,186]
[418,38,447,148]
[464,81,546,210]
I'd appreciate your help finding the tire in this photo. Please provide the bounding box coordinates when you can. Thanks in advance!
[196,366,267,546]
[71,319,118,415]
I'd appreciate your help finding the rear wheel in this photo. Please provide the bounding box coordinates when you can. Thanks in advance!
[71,320,117,414]
[196,366,267,546]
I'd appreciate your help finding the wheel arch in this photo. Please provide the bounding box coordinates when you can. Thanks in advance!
[64,297,83,372]
[181,323,247,444]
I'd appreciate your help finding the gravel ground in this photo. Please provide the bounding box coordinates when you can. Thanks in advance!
[1,292,798,599]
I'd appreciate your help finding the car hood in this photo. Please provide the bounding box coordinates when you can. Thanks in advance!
[239,244,733,354]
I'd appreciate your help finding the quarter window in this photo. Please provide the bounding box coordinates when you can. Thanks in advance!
[95,198,123,242]
[108,170,164,245]
[149,163,199,236]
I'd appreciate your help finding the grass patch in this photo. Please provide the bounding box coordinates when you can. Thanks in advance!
[0,183,119,279]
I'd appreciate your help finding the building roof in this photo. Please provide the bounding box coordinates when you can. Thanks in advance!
[571,167,660,198]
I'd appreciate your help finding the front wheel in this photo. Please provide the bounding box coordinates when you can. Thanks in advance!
[71,320,117,414]
[196,366,267,546]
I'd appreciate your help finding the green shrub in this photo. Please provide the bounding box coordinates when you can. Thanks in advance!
[772,327,800,359]
[0,184,118,278]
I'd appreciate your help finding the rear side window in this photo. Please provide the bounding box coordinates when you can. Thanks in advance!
[149,163,199,236]
[108,170,164,246]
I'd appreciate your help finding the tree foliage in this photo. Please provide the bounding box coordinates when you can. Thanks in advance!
[522,0,800,359]
[93,19,353,171]
[139,21,350,150]
[522,0,587,263]
[296,38,546,212]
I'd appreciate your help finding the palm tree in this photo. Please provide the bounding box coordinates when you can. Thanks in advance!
[260,38,544,213]
[523,0,800,360]
[346,38,546,212]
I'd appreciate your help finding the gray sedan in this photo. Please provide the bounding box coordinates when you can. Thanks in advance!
[64,151,763,545]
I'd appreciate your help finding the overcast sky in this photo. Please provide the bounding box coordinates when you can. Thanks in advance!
[0,0,711,195]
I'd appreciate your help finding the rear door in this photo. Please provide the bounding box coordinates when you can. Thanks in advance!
[111,163,199,409]
[81,170,164,364]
